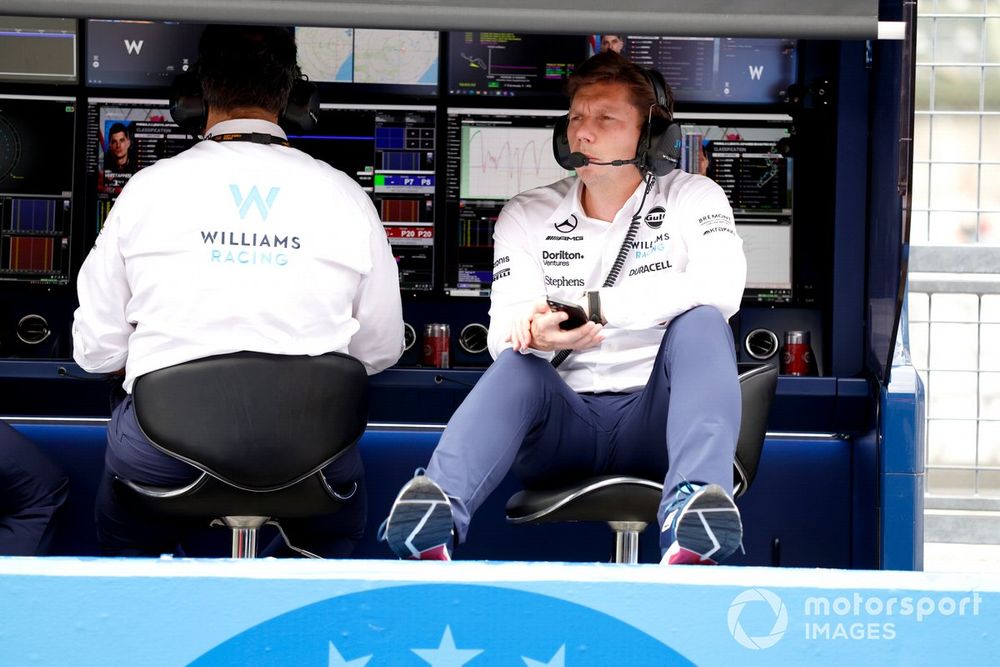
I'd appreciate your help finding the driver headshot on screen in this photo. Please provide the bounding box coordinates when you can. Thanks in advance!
[600,34,626,54]
[103,122,137,174]
[73,24,404,559]
[381,50,747,566]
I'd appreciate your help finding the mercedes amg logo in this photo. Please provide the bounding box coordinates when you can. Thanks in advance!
[554,215,578,233]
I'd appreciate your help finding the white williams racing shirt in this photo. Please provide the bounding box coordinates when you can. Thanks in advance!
[73,119,404,392]
[488,170,746,393]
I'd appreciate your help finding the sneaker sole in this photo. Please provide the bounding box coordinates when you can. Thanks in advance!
[384,476,453,560]
[668,484,742,564]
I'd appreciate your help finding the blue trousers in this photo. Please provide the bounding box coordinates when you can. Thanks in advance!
[95,393,366,557]
[0,420,69,555]
[426,305,741,546]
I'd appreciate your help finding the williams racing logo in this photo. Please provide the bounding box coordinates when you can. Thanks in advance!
[554,214,579,234]
[644,206,666,229]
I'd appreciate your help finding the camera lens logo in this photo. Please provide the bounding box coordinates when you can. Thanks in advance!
[554,215,578,233]
[727,588,788,650]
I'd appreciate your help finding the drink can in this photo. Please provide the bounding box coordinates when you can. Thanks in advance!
[422,323,451,368]
[781,330,815,376]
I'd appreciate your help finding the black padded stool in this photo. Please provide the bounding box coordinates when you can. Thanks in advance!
[120,351,369,558]
[505,362,778,563]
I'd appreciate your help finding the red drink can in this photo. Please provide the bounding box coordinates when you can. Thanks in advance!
[422,323,451,368]
[781,330,815,376]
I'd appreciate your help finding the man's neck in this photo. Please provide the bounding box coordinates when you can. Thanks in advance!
[204,107,280,134]
[580,171,644,222]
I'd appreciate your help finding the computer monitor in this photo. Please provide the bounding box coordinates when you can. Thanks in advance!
[287,104,437,293]
[85,19,204,88]
[85,97,195,235]
[0,94,76,286]
[448,32,588,98]
[675,112,794,302]
[295,27,439,95]
[0,16,78,84]
[618,36,797,104]
[444,107,572,297]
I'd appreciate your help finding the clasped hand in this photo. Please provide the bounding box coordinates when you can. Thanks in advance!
[506,298,604,352]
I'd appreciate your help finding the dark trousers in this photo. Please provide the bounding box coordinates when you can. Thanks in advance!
[95,394,366,558]
[0,420,69,555]
[426,305,741,547]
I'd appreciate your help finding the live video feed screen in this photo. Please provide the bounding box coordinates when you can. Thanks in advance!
[0,16,78,84]
[608,36,797,104]
[288,104,437,293]
[85,19,204,88]
[295,27,439,95]
[448,32,588,98]
[675,112,794,302]
[85,98,195,234]
[0,95,76,285]
[443,108,572,297]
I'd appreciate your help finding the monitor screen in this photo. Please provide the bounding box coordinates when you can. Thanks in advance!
[85,97,195,234]
[444,107,572,297]
[0,16,78,84]
[448,32,588,98]
[615,36,796,104]
[295,27,439,95]
[675,112,794,302]
[0,95,76,286]
[85,19,204,88]
[288,104,437,293]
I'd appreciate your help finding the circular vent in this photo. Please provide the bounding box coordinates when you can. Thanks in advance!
[458,323,489,355]
[402,322,416,351]
[17,314,51,345]
[744,328,779,360]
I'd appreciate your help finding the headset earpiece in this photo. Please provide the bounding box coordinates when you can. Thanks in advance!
[552,114,575,170]
[637,67,680,177]
[169,69,206,136]
[279,79,319,133]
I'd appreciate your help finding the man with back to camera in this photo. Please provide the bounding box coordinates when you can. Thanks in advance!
[382,50,747,564]
[103,122,137,174]
[72,25,404,557]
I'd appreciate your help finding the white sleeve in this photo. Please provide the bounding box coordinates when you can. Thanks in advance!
[486,199,552,360]
[600,179,747,328]
[348,199,404,374]
[71,208,133,374]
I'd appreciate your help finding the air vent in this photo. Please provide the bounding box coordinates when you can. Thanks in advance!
[16,314,51,345]
[744,328,779,360]
[458,323,489,355]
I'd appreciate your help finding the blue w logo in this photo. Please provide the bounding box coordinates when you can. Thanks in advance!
[229,184,280,220]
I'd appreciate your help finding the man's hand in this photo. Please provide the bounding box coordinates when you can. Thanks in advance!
[505,298,604,352]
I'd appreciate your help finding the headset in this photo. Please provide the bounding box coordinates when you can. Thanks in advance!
[169,66,320,136]
[552,66,682,177]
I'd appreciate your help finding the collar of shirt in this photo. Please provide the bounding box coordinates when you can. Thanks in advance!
[565,176,663,226]
[203,118,288,142]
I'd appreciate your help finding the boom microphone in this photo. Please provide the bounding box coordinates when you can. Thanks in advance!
[564,152,641,168]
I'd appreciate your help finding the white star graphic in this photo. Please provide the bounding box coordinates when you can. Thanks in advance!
[328,640,371,667]
[412,625,484,666]
[522,644,566,667]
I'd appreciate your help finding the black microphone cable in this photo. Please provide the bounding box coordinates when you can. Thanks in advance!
[552,171,657,369]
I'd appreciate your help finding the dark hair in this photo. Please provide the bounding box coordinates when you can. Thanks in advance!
[197,25,298,115]
[107,122,129,138]
[567,51,673,124]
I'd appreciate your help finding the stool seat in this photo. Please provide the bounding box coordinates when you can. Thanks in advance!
[506,475,661,525]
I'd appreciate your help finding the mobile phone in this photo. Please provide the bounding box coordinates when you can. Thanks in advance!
[546,297,589,330]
